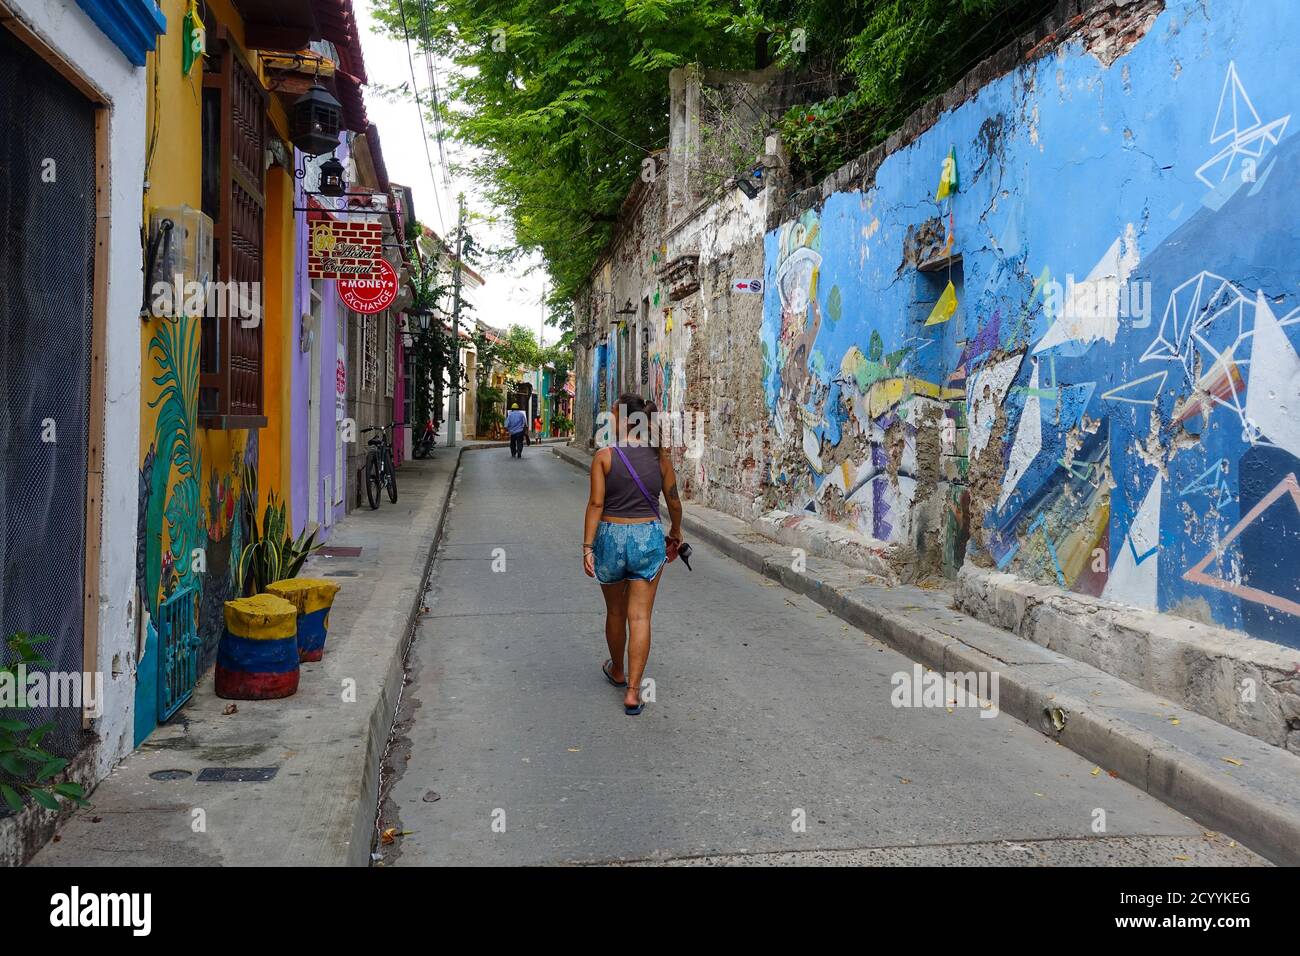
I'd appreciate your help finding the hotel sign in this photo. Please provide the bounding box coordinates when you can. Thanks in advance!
[308,219,384,279]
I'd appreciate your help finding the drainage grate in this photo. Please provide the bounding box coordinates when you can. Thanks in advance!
[321,570,359,577]
[149,769,193,781]
[318,545,363,557]
[196,767,278,782]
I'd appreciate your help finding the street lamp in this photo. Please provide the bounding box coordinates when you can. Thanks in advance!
[733,165,765,199]
[402,309,435,349]
[318,156,347,197]
[289,83,343,157]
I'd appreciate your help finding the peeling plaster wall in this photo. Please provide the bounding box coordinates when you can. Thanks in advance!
[667,180,771,515]
[574,67,804,513]
[576,168,670,445]
[759,0,1300,647]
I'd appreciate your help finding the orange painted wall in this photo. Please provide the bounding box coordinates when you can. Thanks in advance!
[258,112,296,520]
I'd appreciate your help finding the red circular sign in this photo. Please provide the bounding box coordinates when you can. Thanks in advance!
[338,258,398,314]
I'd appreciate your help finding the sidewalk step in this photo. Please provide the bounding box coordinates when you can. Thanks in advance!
[29,453,467,867]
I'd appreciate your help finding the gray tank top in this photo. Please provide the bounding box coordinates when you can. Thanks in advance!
[603,444,663,519]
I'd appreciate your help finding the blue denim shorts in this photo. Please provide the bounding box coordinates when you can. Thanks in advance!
[593,521,666,584]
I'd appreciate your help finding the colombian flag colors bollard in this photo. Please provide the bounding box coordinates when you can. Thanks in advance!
[266,578,341,662]
[215,594,301,699]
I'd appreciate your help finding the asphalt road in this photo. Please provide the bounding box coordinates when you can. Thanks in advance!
[376,445,1264,866]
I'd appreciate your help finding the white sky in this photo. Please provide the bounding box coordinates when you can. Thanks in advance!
[354,1,553,347]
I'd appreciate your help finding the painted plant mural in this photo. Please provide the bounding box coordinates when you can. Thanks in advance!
[138,314,206,624]
[135,311,258,740]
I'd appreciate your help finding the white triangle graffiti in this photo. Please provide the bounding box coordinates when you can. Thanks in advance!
[1243,290,1300,457]
[998,362,1042,510]
[1101,369,1167,406]
[1102,475,1162,610]
[968,352,1023,461]
[1034,225,1140,354]
[1196,61,1289,190]
[1211,62,1262,144]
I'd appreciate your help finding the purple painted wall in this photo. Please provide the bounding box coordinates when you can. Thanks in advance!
[292,146,348,539]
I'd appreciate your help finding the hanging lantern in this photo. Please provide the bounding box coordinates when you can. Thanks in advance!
[290,83,343,156]
[318,156,347,197]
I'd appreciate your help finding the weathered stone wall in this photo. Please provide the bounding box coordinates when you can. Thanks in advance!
[757,0,1300,653]
[573,160,669,446]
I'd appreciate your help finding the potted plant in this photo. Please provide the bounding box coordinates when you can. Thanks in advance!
[0,633,88,813]
[237,489,322,596]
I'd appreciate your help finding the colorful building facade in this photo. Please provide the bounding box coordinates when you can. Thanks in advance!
[133,0,408,743]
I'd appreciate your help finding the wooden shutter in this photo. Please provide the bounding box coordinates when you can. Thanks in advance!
[200,31,267,428]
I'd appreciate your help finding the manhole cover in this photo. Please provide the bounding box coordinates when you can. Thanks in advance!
[149,769,193,781]
[318,546,363,557]
[196,767,278,782]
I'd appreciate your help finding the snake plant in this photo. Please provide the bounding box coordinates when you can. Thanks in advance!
[237,489,321,594]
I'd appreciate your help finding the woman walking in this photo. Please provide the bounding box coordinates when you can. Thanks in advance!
[582,394,683,714]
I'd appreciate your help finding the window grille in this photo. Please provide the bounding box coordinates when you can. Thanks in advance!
[199,30,267,428]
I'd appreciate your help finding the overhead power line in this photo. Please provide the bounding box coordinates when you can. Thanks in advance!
[398,0,447,234]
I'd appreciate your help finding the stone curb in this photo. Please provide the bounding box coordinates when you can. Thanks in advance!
[553,443,1300,865]
[955,565,1300,754]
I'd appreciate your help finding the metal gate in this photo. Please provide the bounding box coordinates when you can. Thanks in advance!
[0,24,97,765]
[158,586,200,721]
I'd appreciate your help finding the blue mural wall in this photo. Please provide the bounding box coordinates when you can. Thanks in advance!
[761,0,1300,647]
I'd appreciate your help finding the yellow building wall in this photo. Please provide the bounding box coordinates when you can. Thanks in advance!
[135,0,294,743]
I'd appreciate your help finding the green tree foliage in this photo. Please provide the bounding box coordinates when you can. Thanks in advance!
[500,324,569,372]
[738,0,1054,182]
[369,0,752,313]
[370,1,1054,304]
[472,324,569,431]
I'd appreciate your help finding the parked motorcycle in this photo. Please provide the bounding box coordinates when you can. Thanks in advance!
[413,419,440,459]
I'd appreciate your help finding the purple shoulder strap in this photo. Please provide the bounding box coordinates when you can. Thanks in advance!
[611,445,660,519]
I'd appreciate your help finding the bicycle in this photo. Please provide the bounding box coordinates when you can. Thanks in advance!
[362,423,399,509]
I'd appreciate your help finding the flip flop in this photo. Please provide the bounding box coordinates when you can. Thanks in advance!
[624,700,645,716]
[602,660,627,688]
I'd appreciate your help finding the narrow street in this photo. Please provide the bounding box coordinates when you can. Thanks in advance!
[8,0,1299,918]
[377,447,1262,866]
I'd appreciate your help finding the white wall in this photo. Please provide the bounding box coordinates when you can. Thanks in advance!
[6,0,146,776]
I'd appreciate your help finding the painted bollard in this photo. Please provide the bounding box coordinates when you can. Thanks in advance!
[266,578,341,662]
[215,594,300,700]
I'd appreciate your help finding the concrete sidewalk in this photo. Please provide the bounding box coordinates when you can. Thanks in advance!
[554,443,1300,865]
[31,449,469,867]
